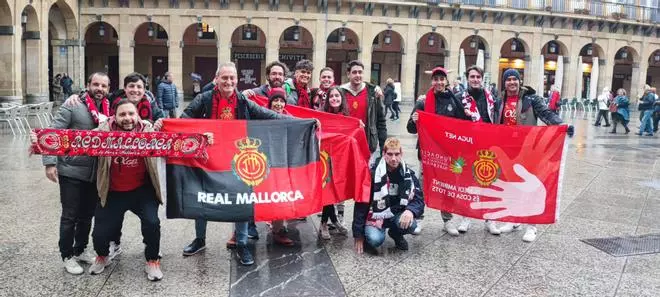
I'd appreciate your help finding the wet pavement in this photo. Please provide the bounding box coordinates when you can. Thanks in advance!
[1,105,660,297]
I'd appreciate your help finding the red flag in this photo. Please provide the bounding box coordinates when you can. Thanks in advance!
[418,112,567,224]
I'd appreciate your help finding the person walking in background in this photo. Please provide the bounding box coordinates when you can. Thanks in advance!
[52,74,63,103]
[61,73,74,97]
[391,81,402,121]
[548,85,561,113]
[157,72,179,118]
[383,78,396,120]
[594,87,611,127]
[637,85,655,136]
[489,83,499,99]
[610,88,631,134]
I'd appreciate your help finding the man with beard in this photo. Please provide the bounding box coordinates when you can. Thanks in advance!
[41,72,111,274]
[489,69,572,242]
[242,61,288,98]
[283,59,314,108]
[179,62,289,266]
[339,60,387,165]
[310,67,336,110]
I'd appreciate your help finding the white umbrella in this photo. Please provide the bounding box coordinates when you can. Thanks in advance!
[589,57,599,100]
[555,55,564,94]
[476,49,485,70]
[538,55,545,94]
[459,48,467,88]
[575,56,583,100]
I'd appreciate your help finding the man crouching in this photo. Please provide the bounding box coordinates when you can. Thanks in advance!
[352,137,425,254]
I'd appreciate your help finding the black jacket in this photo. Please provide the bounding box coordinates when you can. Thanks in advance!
[383,84,396,106]
[182,89,287,120]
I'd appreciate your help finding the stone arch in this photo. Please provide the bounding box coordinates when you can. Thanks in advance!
[500,37,529,57]
[541,39,569,56]
[231,24,267,90]
[371,29,404,86]
[0,0,12,26]
[326,26,359,85]
[612,46,639,96]
[579,42,605,58]
[279,25,314,73]
[84,21,119,90]
[49,1,78,39]
[416,32,448,98]
[614,46,639,63]
[459,35,488,72]
[182,22,218,98]
[21,5,39,32]
[649,49,660,64]
[133,22,169,89]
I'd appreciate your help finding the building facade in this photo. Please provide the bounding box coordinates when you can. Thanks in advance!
[1,0,659,103]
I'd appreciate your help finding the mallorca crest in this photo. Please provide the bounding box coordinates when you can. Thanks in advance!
[320,150,333,188]
[471,150,501,187]
[232,137,270,186]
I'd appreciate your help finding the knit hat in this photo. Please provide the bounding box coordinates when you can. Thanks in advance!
[268,87,287,108]
[502,69,521,83]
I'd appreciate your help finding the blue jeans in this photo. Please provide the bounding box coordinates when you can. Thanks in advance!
[195,219,248,247]
[640,110,654,134]
[364,213,417,248]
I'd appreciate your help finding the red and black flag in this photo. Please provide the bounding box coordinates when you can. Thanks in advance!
[163,118,323,222]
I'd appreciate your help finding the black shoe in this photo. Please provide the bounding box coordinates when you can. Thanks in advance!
[609,130,616,134]
[182,238,206,256]
[363,242,379,255]
[594,123,600,126]
[247,226,259,240]
[388,229,409,251]
[237,246,254,266]
[604,124,611,127]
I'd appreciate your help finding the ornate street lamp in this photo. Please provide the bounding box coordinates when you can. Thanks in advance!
[148,23,154,38]
[428,34,435,47]
[99,23,105,37]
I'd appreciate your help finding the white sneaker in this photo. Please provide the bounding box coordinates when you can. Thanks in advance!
[108,241,122,261]
[522,226,538,242]
[63,257,84,275]
[444,220,459,236]
[499,223,521,233]
[334,221,349,236]
[73,249,96,264]
[412,220,423,235]
[457,218,471,232]
[485,221,501,235]
[320,224,331,240]
[145,260,163,281]
[89,256,111,275]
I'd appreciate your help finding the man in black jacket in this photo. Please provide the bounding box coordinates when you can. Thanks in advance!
[352,138,424,254]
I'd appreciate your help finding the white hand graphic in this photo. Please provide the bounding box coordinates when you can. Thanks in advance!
[466,164,546,220]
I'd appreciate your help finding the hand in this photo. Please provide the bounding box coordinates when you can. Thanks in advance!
[399,210,414,230]
[567,125,574,137]
[467,164,546,219]
[153,119,163,131]
[242,89,256,98]
[354,237,364,254]
[375,87,384,99]
[63,94,82,107]
[45,165,58,183]
[359,120,365,128]
[411,112,419,123]
[203,132,214,145]
[29,130,37,145]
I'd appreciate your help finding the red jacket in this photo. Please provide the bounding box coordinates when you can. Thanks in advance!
[549,91,561,111]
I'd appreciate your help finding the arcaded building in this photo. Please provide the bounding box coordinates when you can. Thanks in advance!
[1,0,659,103]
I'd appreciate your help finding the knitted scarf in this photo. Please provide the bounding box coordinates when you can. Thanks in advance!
[461,88,495,123]
[84,92,110,124]
[211,86,238,120]
[370,158,415,220]
[423,87,436,113]
[295,80,311,108]
[110,96,152,121]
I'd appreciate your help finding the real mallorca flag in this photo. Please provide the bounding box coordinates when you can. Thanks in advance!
[251,94,371,205]
[163,118,323,222]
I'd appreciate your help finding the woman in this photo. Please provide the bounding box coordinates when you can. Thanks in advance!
[610,88,630,134]
[594,87,611,127]
[318,86,350,239]
[383,78,396,120]
[548,85,561,113]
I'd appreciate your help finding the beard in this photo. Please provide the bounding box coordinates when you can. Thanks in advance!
[118,119,136,131]
[269,79,283,88]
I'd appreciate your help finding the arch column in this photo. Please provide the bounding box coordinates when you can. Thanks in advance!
[265,17,279,66]
[312,18,326,85]
[358,20,372,82]
[526,32,542,90]
[447,26,461,79]
[217,18,231,63]
[401,23,417,101]
[489,29,502,88]
[631,45,650,100]
[0,28,19,100]
[565,36,581,99]
[118,14,134,83]
[167,16,183,105]
[599,39,616,97]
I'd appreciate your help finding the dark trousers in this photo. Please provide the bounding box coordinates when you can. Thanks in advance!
[595,110,610,125]
[93,185,160,261]
[385,105,394,118]
[611,113,630,133]
[392,102,401,118]
[58,176,98,259]
[165,109,177,118]
[321,204,338,224]
[653,112,660,132]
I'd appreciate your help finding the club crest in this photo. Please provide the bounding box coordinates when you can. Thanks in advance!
[232,137,270,187]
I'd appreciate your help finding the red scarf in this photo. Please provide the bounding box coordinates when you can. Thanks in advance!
[461,88,495,122]
[110,97,152,121]
[211,86,238,120]
[423,87,436,113]
[85,93,110,124]
[295,80,311,108]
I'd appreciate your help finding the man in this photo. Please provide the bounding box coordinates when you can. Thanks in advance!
[157,72,179,118]
[339,60,387,163]
[311,67,336,109]
[352,137,424,254]
[384,78,396,120]
[242,61,288,99]
[41,72,110,274]
[180,62,289,266]
[451,79,464,95]
[493,69,573,242]
[407,67,469,236]
[638,85,655,136]
[61,73,74,97]
[283,59,314,108]
[88,99,166,281]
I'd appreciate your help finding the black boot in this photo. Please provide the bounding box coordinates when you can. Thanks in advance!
[183,238,206,256]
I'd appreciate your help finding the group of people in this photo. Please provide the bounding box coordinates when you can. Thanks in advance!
[50,73,74,102]
[591,85,659,135]
[38,56,574,282]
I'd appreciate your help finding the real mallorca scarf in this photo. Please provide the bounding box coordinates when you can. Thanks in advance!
[84,92,110,124]
[295,80,311,108]
[370,158,416,220]
[211,86,238,120]
[461,88,495,123]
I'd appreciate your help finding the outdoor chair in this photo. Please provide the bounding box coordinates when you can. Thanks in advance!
[26,104,45,128]
[0,106,18,135]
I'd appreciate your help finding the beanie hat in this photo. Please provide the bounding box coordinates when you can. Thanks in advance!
[268,87,287,108]
[502,69,521,83]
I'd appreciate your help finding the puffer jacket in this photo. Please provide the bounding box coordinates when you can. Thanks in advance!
[495,86,562,126]
[157,81,178,110]
[95,120,162,207]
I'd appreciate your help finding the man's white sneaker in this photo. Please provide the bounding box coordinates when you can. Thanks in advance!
[108,241,122,261]
[485,221,501,235]
[412,220,423,235]
[89,256,111,275]
[522,226,538,242]
[145,260,163,281]
[499,223,521,233]
[444,221,459,236]
[73,249,95,264]
[334,221,349,236]
[457,218,471,232]
[320,224,331,240]
[63,257,84,275]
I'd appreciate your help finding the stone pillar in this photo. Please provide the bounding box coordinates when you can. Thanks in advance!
[0,32,16,99]
[489,29,502,88]
[401,23,417,101]
[312,19,326,85]
[359,20,372,81]
[168,15,184,106]
[631,43,649,100]
[217,18,231,63]
[118,15,134,82]
[37,3,49,102]
[447,26,461,78]
[265,17,279,67]
[599,38,616,96]
[24,39,42,101]
[564,35,581,99]
[525,32,542,90]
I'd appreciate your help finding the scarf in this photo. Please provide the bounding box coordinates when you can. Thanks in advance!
[84,93,110,124]
[295,80,311,108]
[110,96,152,121]
[211,86,238,120]
[315,84,335,109]
[370,158,415,221]
[461,88,495,123]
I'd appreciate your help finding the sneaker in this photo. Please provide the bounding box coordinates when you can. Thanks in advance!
[388,229,409,251]
[457,218,471,232]
[444,220,460,236]
[522,226,538,242]
[333,221,349,236]
[89,256,111,275]
[319,224,331,240]
[237,246,254,266]
[485,221,501,235]
[145,260,163,281]
[247,225,259,240]
[498,223,521,233]
[63,257,84,275]
[226,234,237,249]
[412,220,423,235]
[272,232,295,246]
[182,238,206,256]
[645,133,654,136]
[74,249,96,264]
[337,212,344,224]
[108,241,122,261]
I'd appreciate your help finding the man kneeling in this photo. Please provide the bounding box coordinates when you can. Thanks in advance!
[352,137,424,254]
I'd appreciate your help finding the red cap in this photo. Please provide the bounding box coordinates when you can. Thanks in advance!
[429,66,448,77]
